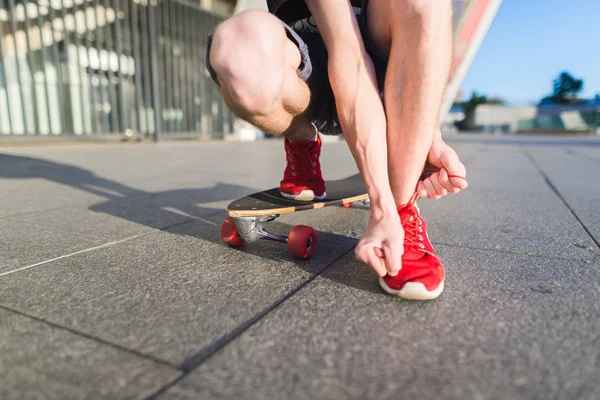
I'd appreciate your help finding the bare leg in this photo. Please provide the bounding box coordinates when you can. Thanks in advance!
[210,10,315,141]
[367,0,453,204]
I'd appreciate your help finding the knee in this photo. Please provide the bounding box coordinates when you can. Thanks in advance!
[393,0,451,23]
[210,10,290,114]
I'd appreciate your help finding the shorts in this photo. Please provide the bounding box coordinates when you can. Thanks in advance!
[206,0,388,135]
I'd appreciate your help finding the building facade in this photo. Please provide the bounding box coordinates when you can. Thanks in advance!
[0,0,236,138]
[0,0,500,139]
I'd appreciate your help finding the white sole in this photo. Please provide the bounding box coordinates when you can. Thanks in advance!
[280,190,326,202]
[379,278,444,300]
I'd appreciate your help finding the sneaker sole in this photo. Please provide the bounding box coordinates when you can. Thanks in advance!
[280,190,326,202]
[378,278,444,300]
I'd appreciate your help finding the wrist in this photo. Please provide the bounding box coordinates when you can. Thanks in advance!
[368,193,398,220]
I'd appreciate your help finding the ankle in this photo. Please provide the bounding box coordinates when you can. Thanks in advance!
[284,120,317,141]
[288,134,317,142]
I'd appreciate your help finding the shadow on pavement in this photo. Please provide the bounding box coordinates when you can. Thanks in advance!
[0,153,377,293]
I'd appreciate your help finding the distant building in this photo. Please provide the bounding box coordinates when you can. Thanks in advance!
[473,103,600,134]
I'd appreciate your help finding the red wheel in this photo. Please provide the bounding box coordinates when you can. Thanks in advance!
[341,202,352,208]
[220,217,245,247]
[287,225,317,259]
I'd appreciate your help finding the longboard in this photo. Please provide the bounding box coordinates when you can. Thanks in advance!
[227,173,367,217]
[220,174,368,259]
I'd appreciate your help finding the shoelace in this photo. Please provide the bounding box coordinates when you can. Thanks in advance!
[400,193,424,248]
[288,143,318,179]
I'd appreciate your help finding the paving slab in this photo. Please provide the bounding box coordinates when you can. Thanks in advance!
[1,181,258,240]
[572,147,600,163]
[526,147,600,246]
[0,178,107,219]
[0,207,368,366]
[160,246,600,400]
[527,146,600,201]
[453,145,550,194]
[0,141,358,223]
[1,140,358,194]
[420,186,600,263]
[0,220,110,274]
[0,308,180,400]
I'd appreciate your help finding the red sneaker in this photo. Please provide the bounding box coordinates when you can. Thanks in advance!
[379,193,445,300]
[279,135,326,201]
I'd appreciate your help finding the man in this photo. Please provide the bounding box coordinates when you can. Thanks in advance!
[206,0,468,300]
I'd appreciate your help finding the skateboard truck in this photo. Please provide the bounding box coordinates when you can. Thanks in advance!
[230,216,285,243]
[220,215,318,260]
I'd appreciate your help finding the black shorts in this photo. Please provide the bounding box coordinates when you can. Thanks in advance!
[206,0,388,135]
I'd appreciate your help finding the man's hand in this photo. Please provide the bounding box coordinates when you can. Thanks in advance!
[417,138,468,200]
[355,210,404,277]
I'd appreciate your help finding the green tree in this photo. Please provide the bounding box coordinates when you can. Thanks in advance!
[540,71,584,105]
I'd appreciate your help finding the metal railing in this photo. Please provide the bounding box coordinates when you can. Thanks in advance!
[0,0,234,139]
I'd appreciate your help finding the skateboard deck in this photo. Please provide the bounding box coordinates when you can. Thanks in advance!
[221,174,368,260]
[227,173,368,217]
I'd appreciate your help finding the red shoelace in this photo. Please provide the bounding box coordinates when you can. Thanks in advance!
[400,193,423,248]
[288,143,318,179]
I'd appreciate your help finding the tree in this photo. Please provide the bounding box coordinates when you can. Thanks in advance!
[540,71,584,105]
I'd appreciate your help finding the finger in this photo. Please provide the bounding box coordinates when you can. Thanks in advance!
[417,181,429,198]
[382,240,402,276]
[449,174,468,192]
[440,149,467,181]
[373,247,397,276]
[367,251,388,277]
[430,173,448,197]
[423,177,441,200]
[356,246,386,277]
[438,168,455,193]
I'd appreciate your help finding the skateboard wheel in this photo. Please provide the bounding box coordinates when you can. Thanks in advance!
[220,217,245,247]
[341,202,352,208]
[287,225,317,260]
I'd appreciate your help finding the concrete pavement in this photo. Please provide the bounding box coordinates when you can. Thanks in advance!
[0,134,599,399]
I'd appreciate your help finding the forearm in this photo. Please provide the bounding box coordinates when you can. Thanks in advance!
[329,53,396,216]
[386,5,453,204]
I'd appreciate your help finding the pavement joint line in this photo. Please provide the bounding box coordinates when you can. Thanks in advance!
[146,246,357,399]
[0,304,181,371]
[433,241,600,265]
[0,233,154,278]
[0,216,207,278]
[524,150,600,251]
[161,207,225,229]
[0,205,71,222]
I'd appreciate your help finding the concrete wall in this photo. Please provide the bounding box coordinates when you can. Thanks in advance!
[475,105,537,133]
[474,104,600,133]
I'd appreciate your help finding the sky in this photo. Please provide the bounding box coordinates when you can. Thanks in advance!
[461,0,600,105]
